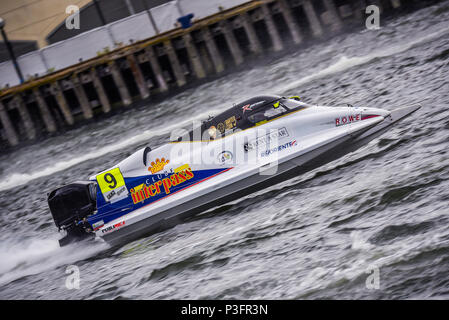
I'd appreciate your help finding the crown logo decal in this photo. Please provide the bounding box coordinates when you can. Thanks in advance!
[148,158,169,174]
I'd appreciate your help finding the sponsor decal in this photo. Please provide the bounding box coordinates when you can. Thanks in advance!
[242,104,252,113]
[261,140,298,157]
[104,185,128,203]
[101,221,125,234]
[244,127,289,151]
[148,158,170,174]
[335,114,361,126]
[242,101,265,113]
[225,116,237,130]
[130,167,194,204]
[217,151,233,165]
[145,168,174,184]
[217,122,225,134]
[92,220,104,231]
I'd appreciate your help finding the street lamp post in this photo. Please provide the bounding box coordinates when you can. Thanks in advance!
[0,17,24,84]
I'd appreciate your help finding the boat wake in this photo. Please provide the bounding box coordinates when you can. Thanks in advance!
[0,237,108,288]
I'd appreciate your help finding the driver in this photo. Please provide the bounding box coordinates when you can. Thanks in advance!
[208,126,217,140]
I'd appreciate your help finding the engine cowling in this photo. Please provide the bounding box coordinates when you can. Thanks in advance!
[47,181,97,246]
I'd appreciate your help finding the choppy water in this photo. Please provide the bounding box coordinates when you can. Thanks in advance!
[1,3,449,299]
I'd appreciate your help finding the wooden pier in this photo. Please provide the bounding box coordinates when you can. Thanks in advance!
[0,0,415,150]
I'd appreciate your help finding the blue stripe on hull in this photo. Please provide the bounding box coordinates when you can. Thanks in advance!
[88,168,230,227]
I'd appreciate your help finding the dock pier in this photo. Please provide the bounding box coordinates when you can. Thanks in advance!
[0,0,421,150]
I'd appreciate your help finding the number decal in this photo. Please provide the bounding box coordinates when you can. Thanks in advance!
[96,168,126,195]
[104,173,117,189]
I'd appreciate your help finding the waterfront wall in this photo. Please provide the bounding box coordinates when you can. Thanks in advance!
[0,0,430,150]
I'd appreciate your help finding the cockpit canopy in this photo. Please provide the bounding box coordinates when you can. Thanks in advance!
[177,95,310,142]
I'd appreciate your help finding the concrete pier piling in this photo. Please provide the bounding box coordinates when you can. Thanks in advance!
[261,3,284,52]
[322,0,344,32]
[0,0,429,150]
[108,60,132,106]
[0,100,19,146]
[145,46,169,93]
[33,87,57,133]
[90,68,111,113]
[163,40,187,87]
[72,74,94,120]
[303,0,324,37]
[241,12,262,55]
[183,33,206,79]
[127,53,150,99]
[279,0,302,44]
[220,19,244,66]
[51,81,74,125]
[14,95,36,140]
[202,28,225,73]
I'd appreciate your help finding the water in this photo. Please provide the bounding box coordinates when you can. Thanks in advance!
[1,3,448,299]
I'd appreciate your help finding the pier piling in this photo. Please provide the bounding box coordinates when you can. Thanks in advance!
[279,0,302,44]
[145,46,169,93]
[322,0,344,32]
[261,4,284,52]
[0,100,19,146]
[127,53,150,99]
[202,28,225,73]
[303,0,324,37]
[108,61,132,106]
[90,68,111,113]
[33,87,57,133]
[163,40,187,87]
[220,19,244,66]
[72,74,94,120]
[241,12,262,55]
[51,81,74,125]
[14,95,36,140]
[183,33,206,79]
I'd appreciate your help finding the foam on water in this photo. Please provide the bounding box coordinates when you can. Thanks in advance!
[274,26,449,94]
[0,237,109,287]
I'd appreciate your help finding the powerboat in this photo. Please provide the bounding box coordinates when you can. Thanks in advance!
[47,95,420,246]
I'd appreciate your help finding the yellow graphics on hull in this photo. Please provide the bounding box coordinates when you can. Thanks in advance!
[130,168,194,204]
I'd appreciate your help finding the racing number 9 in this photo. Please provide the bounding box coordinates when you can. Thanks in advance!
[96,168,126,195]
[104,173,117,189]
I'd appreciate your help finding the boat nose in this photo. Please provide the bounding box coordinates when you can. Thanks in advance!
[389,104,421,121]
[361,104,421,123]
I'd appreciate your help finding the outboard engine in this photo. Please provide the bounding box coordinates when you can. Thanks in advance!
[47,181,97,246]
